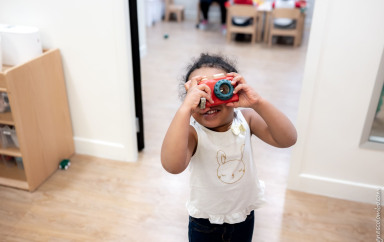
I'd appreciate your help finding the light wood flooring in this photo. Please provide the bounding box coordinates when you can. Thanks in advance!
[0,15,379,242]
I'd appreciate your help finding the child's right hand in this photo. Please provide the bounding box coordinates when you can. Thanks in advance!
[183,76,214,114]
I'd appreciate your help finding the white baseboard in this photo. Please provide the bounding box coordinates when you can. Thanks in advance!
[74,137,137,162]
[288,173,383,205]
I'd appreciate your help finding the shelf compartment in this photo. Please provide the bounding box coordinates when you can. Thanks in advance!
[0,112,14,125]
[0,146,22,157]
[0,161,28,190]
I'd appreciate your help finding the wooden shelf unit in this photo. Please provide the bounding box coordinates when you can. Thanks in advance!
[0,49,74,191]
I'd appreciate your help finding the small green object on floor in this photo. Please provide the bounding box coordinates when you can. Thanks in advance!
[164,34,169,39]
[59,159,71,170]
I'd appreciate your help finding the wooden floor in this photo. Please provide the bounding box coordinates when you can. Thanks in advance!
[0,14,379,242]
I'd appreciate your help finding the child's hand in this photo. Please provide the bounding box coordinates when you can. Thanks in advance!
[225,73,262,108]
[183,76,214,113]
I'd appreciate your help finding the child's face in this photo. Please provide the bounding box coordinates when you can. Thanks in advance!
[188,67,235,132]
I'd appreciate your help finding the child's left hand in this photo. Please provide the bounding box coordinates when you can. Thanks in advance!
[225,72,262,108]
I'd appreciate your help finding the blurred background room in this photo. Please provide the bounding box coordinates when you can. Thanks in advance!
[0,0,383,241]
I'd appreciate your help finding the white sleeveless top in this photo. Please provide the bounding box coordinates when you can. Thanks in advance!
[187,109,265,224]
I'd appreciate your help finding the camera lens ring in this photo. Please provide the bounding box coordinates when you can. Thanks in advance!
[214,79,234,101]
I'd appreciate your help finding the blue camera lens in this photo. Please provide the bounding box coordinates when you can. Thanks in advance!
[214,79,234,100]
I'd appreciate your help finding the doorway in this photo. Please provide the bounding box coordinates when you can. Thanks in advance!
[128,0,145,151]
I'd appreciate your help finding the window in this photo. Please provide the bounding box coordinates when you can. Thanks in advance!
[361,49,384,149]
[369,85,384,143]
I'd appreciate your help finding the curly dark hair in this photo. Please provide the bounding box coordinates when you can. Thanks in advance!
[179,53,238,99]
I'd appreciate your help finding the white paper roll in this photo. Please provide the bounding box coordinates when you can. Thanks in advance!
[0,24,42,66]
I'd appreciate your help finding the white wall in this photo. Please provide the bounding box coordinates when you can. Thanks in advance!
[288,0,384,204]
[0,0,139,162]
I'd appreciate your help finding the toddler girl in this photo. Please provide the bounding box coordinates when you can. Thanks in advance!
[161,53,297,242]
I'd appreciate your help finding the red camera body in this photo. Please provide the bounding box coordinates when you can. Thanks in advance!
[198,74,239,108]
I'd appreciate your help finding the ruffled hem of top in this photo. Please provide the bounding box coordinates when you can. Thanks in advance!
[186,199,266,225]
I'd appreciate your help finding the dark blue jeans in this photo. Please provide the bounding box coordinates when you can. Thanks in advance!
[188,211,254,242]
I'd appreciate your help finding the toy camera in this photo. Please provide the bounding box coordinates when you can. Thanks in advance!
[198,73,239,109]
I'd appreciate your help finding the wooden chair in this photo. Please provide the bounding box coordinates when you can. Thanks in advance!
[164,0,185,22]
[267,8,304,47]
[226,5,258,43]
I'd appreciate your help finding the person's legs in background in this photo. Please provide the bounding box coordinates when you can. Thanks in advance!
[199,0,227,34]
[215,0,227,34]
[199,0,212,30]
